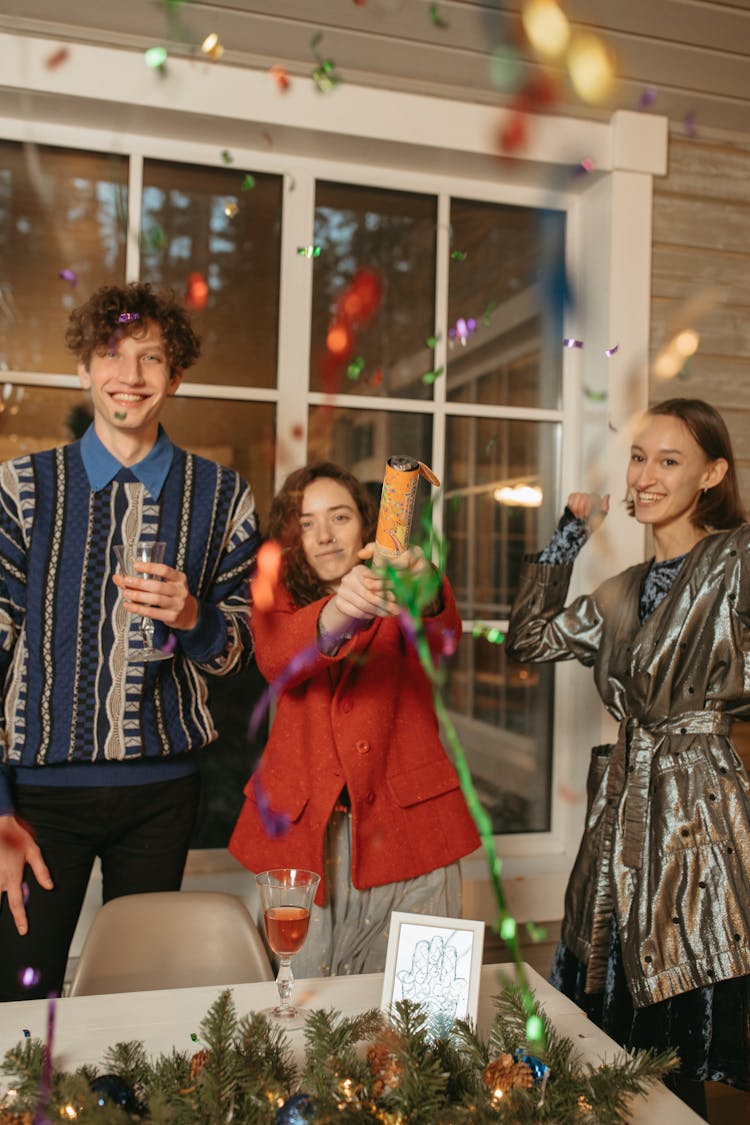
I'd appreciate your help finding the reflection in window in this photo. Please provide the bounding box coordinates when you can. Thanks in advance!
[141,160,282,389]
[310,182,437,400]
[443,416,559,834]
[308,405,433,523]
[0,141,127,374]
[447,199,564,409]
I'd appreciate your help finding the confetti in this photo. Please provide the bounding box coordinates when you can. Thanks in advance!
[290,423,304,441]
[45,47,69,69]
[224,201,238,219]
[574,156,595,175]
[185,271,209,310]
[144,46,168,71]
[563,337,583,348]
[22,1029,30,1038]
[200,33,224,61]
[297,245,321,258]
[605,343,619,356]
[270,64,290,92]
[498,109,528,154]
[117,312,141,323]
[425,334,439,348]
[313,59,340,93]
[482,302,497,327]
[20,966,40,988]
[525,921,548,942]
[21,881,30,905]
[241,174,256,191]
[525,1015,544,1044]
[326,323,353,358]
[190,1033,198,1042]
[583,387,607,402]
[346,356,365,380]
[159,633,177,655]
[114,412,127,421]
[500,916,516,941]
[472,624,505,644]
[567,32,614,103]
[366,367,383,387]
[638,85,657,110]
[522,0,570,58]
[254,775,292,838]
[684,111,698,137]
[484,435,499,454]
[450,249,468,262]
[421,365,444,385]
[220,149,234,165]
[59,268,77,287]
[429,2,448,28]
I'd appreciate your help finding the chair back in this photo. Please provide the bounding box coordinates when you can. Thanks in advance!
[68,891,273,996]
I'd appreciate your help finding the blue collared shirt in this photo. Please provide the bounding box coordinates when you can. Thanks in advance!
[81,424,174,499]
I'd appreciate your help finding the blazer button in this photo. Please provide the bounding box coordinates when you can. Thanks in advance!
[365,790,375,804]
[356,739,370,754]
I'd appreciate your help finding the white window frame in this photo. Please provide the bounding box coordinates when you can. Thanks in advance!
[0,32,668,924]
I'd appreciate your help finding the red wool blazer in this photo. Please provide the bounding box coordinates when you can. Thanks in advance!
[229,578,480,904]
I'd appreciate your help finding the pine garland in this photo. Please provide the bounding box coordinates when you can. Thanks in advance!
[0,986,678,1124]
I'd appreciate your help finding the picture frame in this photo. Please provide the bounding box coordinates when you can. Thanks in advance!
[380,911,485,1037]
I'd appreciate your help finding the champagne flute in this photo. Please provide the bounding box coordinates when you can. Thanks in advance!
[256,868,320,1025]
[113,540,173,663]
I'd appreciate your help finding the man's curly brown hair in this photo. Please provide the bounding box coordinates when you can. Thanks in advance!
[65,282,201,376]
[269,462,378,608]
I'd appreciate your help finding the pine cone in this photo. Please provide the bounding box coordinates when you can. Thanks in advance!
[482,1053,534,1093]
[189,1048,210,1081]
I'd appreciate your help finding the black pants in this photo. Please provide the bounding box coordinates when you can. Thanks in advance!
[0,774,201,1002]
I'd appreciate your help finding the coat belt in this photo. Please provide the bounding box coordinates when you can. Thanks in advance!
[617,711,732,870]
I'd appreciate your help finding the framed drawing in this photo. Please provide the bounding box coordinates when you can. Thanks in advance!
[380,912,485,1037]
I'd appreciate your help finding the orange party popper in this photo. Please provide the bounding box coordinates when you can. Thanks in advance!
[373,455,440,568]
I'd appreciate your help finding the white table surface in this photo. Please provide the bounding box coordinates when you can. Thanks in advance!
[0,963,702,1123]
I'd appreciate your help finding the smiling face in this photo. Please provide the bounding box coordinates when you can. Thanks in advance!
[77,320,181,455]
[299,477,365,588]
[627,413,728,539]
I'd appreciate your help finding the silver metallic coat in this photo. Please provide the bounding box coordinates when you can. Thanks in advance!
[507,525,750,1008]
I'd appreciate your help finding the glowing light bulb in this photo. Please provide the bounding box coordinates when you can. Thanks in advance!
[521,0,570,58]
[567,33,614,103]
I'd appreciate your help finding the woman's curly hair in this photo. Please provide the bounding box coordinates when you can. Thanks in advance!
[269,462,378,608]
[65,282,201,375]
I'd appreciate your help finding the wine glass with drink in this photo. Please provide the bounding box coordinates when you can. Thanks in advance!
[113,540,173,662]
[256,868,320,1025]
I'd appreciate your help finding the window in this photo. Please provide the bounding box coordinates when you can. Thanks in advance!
[0,70,661,905]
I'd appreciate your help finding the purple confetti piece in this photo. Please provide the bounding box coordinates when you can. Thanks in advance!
[159,633,177,655]
[117,312,141,323]
[21,880,30,905]
[563,338,584,349]
[253,776,292,838]
[58,268,77,286]
[684,111,697,137]
[638,86,657,110]
[605,344,619,356]
[441,628,458,656]
[20,966,40,988]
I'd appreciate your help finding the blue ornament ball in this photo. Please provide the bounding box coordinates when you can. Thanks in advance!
[275,1091,315,1124]
[90,1073,139,1113]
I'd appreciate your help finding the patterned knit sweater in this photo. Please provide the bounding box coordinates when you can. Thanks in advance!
[0,440,259,805]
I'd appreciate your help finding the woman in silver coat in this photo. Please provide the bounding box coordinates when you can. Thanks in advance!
[507,398,750,1117]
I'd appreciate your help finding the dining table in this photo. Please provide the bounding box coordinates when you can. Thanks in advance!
[0,962,703,1123]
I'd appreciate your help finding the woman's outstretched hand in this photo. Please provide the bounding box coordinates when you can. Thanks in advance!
[567,492,609,531]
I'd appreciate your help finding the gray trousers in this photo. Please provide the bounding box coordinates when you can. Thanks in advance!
[260,810,461,978]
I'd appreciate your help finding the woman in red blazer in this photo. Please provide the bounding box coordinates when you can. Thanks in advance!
[229,462,479,976]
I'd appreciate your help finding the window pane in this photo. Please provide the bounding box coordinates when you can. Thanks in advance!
[141,160,282,389]
[0,385,275,527]
[443,415,559,834]
[0,141,127,374]
[307,405,433,526]
[445,416,559,619]
[310,182,437,400]
[446,199,564,409]
[446,633,553,833]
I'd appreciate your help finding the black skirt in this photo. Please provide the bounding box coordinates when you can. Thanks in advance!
[550,917,750,1089]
